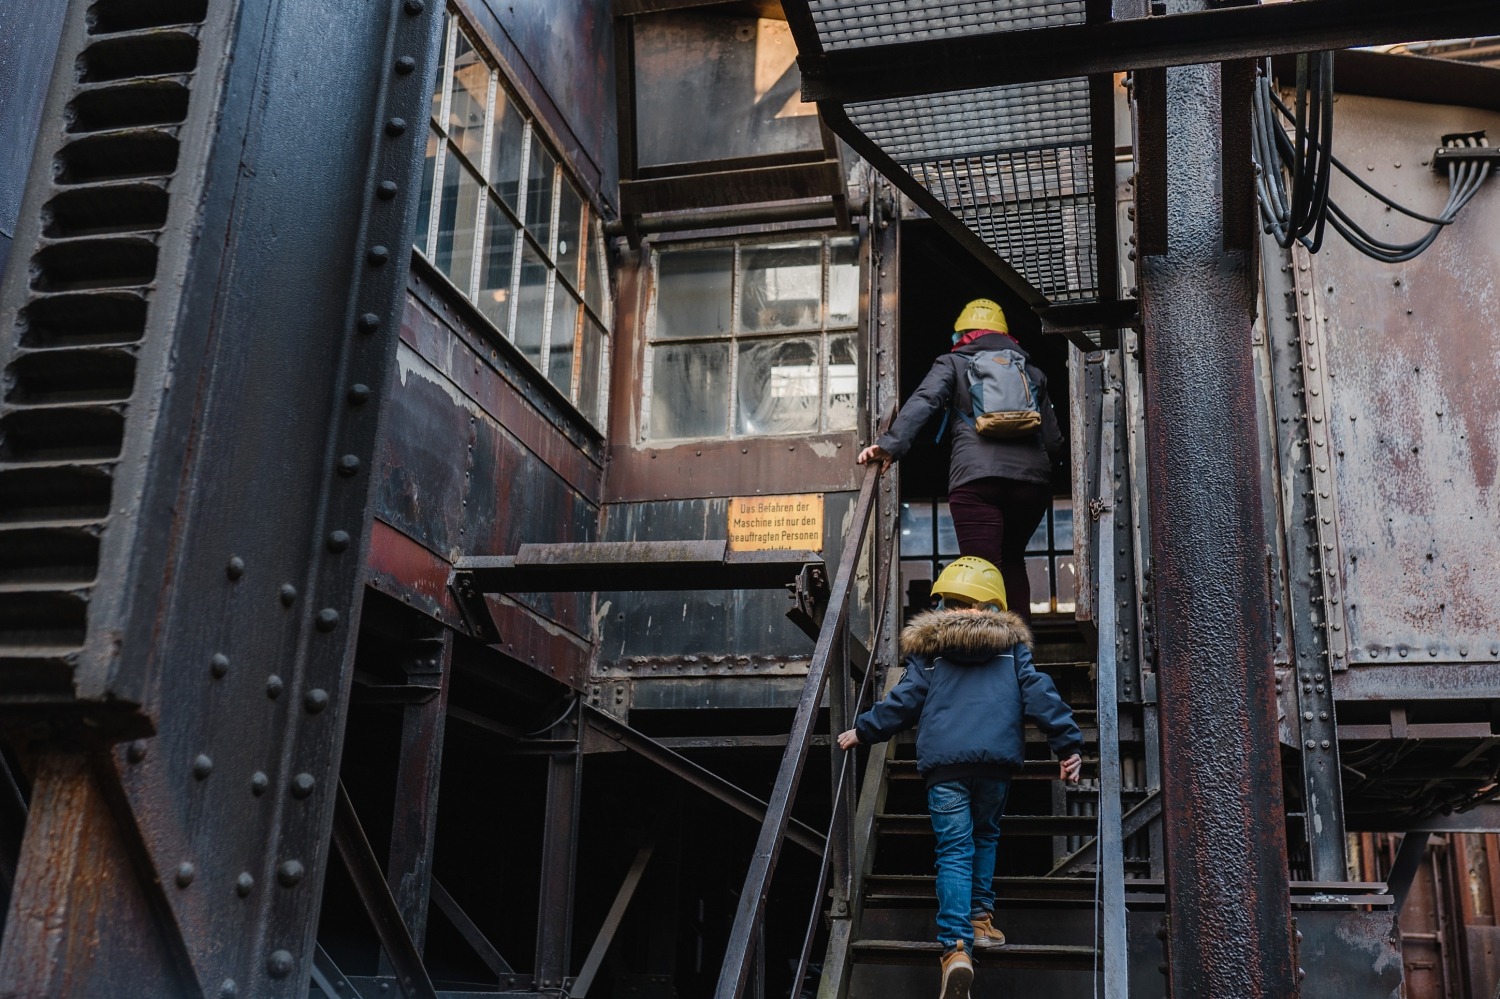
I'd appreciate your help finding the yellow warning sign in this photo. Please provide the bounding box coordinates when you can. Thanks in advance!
[728,493,824,552]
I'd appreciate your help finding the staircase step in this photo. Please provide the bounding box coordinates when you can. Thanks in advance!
[877,813,1099,836]
[851,939,1097,971]
[886,759,1099,781]
[863,874,1096,903]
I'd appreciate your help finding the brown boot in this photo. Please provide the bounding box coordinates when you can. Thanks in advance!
[938,940,974,999]
[971,912,1007,949]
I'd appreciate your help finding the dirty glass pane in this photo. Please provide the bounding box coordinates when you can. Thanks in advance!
[1055,555,1078,613]
[477,196,517,335]
[584,222,607,320]
[430,13,449,124]
[901,558,936,609]
[548,286,580,397]
[513,241,549,368]
[1053,499,1074,551]
[826,332,857,431]
[526,143,556,252]
[654,247,732,340]
[555,180,585,289]
[1026,556,1052,614]
[447,31,488,162]
[828,237,860,327]
[414,127,439,252]
[936,502,960,556]
[633,14,823,167]
[736,336,818,436]
[578,316,606,425]
[434,148,480,294]
[649,343,729,439]
[490,84,525,210]
[900,503,933,556]
[1026,510,1051,552]
[740,242,821,332]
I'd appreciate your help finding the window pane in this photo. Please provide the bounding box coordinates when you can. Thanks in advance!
[1053,499,1074,551]
[1026,511,1050,553]
[584,222,607,320]
[900,503,933,557]
[578,316,606,426]
[414,127,439,252]
[1055,555,1078,613]
[548,286,580,397]
[434,147,480,293]
[649,343,730,439]
[936,502,960,556]
[828,237,860,327]
[654,248,732,340]
[478,196,517,335]
[826,332,857,431]
[735,336,818,436]
[490,84,525,210]
[526,143,556,251]
[447,31,488,161]
[901,558,937,610]
[740,242,821,332]
[1026,556,1052,615]
[555,181,585,288]
[430,13,449,123]
[513,241,549,368]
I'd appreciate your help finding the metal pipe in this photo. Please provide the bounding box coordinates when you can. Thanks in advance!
[1136,46,1299,998]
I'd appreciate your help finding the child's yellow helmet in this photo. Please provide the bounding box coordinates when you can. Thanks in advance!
[931,556,1008,610]
[954,298,1009,335]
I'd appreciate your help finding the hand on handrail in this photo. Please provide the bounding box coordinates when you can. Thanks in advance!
[856,444,892,474]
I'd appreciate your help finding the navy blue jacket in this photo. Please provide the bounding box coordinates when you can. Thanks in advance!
[853,609,1082,783]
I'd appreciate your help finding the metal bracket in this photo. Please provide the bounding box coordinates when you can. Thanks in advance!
[785,563,830,640]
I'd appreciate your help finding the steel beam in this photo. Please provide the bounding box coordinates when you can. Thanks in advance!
[1137,38,1298,999]
[430,879,516,980]
[569,842,654,998]
[796,0,1500,104]
[453,542,822,592]
[381,634,452,970]
[535,748,582,993]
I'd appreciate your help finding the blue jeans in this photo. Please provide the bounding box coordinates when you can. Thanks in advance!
[928,776,1011,950]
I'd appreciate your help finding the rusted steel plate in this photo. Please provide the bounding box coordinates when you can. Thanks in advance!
[1302,94,1500,669]
[606,434,860,502]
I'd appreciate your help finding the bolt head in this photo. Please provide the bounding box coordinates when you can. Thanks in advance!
[316,609,340,632]
[266,675,284,699]
[337,454,360,477]
[327,530,352,552]
[251,772,270,795]
[126,738,149,763]
[176,862,195,887]
[395,55,417,74]
[347,384,371,405]
[358,312,380,333]
[290,773,316,799]
[385,117,407,137]
[220,980,237,998]
[210,653,230,678]
[226,556,245,580]
[304,688,330,713]
[277,860,305,887]
[404,0,425,12]
[279,584,297,606]
[367,245,390,266]
[192,754,214,780]
[267,950,295,979]
[377,180,398,200]
[236,872,254,896]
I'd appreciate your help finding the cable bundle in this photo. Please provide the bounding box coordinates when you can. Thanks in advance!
[1252,55,1494,262]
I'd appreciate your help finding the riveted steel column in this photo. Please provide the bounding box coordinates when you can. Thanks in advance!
[1135,38,1298,999]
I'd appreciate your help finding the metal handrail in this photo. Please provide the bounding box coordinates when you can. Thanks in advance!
[787,536,897,998]
[714,458,885,999]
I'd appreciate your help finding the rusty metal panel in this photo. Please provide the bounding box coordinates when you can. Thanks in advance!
[597,494,855,665]
[1298,94,1500,672]
[607,435,860,502]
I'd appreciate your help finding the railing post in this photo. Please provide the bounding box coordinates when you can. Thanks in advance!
[828,624,853,916]
[1095,390,1129,999]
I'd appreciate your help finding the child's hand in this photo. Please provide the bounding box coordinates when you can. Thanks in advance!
[837,729,860,750]
[1059,753,1082,783]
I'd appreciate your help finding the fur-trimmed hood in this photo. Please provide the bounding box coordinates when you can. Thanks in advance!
[900,608,1032,660]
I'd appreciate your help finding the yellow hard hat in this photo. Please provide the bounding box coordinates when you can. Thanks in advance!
[931,556,1008,610]
[954,298,1009,335]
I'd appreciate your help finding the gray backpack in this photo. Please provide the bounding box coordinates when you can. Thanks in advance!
[956,348,1042,438]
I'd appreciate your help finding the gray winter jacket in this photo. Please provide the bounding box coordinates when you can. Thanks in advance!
[875,333,1064,489]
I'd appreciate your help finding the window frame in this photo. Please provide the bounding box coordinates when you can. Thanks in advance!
[640,233,861,444]
[416,11,612,429]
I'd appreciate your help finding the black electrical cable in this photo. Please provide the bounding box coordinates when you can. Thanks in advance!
[1253,58,1493,263]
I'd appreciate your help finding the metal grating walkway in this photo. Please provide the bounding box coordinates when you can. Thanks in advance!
[807,0,1086,49]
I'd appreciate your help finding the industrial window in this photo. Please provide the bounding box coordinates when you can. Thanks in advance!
[414,12,611,428]
[898,498,1076,617]
[642,237,859,441]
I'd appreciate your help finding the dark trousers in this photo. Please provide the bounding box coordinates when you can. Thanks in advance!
[947,477,1053,621]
